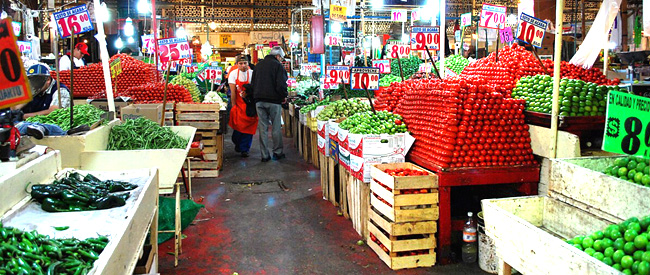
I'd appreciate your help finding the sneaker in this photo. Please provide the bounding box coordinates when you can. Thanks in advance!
[272,153,286,160]
[261,157,271,162]
[241,152,249,158]
[25,125,46,140]
[66,124,90,135]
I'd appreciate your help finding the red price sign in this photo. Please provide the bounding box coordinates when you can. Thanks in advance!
[326,65,350,84]
[157,37,191,63]
[141,35,155,54]
[269,41,278,48]
[350,67,380,90]
[516,13,548,48]
[325,33,342,46]
[372,59,391,74]
[53,5,94,38]
[479,4,506,30]
[410,26,440,51]
[386,40,410,58]
[0,19,32,109]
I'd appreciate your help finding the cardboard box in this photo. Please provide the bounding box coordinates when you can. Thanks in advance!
[339,145,350,171]
[347,133,415,158]
[328,121,339,144]
[328,137,339,161]
[121,104,163,124]
[317,120,330,156]
[89,98,132,117]
[317,120,328,138]
[349,154,405,183]
[337,126,349,150]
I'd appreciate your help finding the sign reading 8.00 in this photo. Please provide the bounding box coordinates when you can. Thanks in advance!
[603,91,650,159]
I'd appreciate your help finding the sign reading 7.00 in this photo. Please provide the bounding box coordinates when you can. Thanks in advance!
[603,91,650,159]
[53,5,94,38]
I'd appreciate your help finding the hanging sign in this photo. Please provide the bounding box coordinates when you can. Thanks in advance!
[411,9,421,22]
[184,64,199,74]
[326,65,350,84]
[325,33,342,46]
[110,57,122,78]
[11,22,20,36]
[269,41,278,48]
[53,5,94,38]
[141,35,155,54]
[197,66,223,81]
[479,4,506,30]
[386,40,410,59]
[17,41,31,54]
[516,13,548,48]
[602,91,650,159]
[350,67,379,90]
[499,26,514,43]
[410,26,440,51]
[157,37,191,63]
[391,9,407,22]
[255,44,263,50]
[461,13,472,27]
[0,18,32,109]
[220,34,232,47]
[372,59,391,74]
[330,5,347,22]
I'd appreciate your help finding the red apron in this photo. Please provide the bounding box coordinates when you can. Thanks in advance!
[228,70,258,135]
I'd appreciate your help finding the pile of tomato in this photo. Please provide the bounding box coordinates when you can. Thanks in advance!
[374,82,409,112]
[395,75,535,169]
[542,60,620,86]
[384,168,429,176]
[125,83,193,103]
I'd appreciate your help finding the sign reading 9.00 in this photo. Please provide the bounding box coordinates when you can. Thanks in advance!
[53,5,94,38]
[603,91,650,159]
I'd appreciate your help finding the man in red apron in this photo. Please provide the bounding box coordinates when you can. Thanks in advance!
[228,55,258,157]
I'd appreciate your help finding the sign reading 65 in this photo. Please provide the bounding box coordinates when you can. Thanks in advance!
[157,37,191,63]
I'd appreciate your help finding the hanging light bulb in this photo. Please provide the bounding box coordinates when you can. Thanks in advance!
[175,24,187,38]
[209,21,217,30]
[127,36,135,44]
[291,32,299,43]
[124,17,134,37]
[137,0,150,14]
[115,37,124,49]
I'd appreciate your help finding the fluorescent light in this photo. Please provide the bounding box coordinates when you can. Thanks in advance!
[115,37,124,49]
[127,36,135,44]
[137,0,150,14]
[209,21,217,30]
[175,25,187,38]
[331,22,342,33]
[124,17,134,37]
[291,32,300,43]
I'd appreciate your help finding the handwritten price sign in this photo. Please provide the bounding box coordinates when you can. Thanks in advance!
[198,66,222,81]
[516,13,548,48]
[410,26,440,51]
[157,37,191,63]
[110,57,122,79]
[141,35,155,54]
[300,63,320,76]
[330,5,347,22]
[386,40,410,58]
[0,18,32,109]
[158,58,192,72]
[325,33,342,46]
[287,78,297,88]
[17,41,31,54]
[350,67,380,90]
[602,91,650,159]
[461,13,472,27]
[391,9,407,22]
[11,22,20,36]
[53,5,94,38]
[418,62,432,73]
[499,27,514,43]
[479,4,506,30]
[320,77,339,90]
[326,65,351,84]
[372,59,391,74]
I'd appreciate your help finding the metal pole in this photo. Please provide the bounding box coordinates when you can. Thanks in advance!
[439,0,446,78]
[550,0,565,159]
[152,0,160,80]
[51,14,61,106]
[69,33,75,127]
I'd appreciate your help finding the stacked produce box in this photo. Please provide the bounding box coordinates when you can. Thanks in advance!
[368,163,438,270]
[176,103,223,177]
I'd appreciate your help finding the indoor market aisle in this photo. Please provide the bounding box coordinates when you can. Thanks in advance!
[159,128,483,274]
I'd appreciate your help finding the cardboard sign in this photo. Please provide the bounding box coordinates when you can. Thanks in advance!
[479,4,506,30]
[11,22,20,36]
[326,65,350,84]
[0,19,31,109]
[325,33,342,46]
[300,63,320,76]
[516,13,548,48]
[372,59,391,74]
[461,13,472,27]
[197,66,222,81]
[391,9,407,22]
[110,57,122,78]
[255,44,263,50]
[53,5,94,38]
[141,35,155,54]
[386,40,410,59]
[330,5,347,22]
[287,77,298,88]
[410,26,440,51]
[602,91,650,159]
[499,26,514,43]
[350,67,379,90]
[157,37,191,63]
[17,41,31,54]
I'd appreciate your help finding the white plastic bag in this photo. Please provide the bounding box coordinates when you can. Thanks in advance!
[569,0,622,68]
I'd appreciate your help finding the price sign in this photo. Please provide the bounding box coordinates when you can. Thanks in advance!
[391,9,407,22]
[289,41,298,48]
[157,37,191,63]
[184,64,199,74]
[0,18,32,109]
[411,9,421,22]
[479,4,506,30]
[300,63,320,76]
[386,40,410,58]
[141,35,155,54]
[158,58,192,72]
[330,5,347,22]
[255,44,263,50]
[372,59,391,74]
[418,63,432,73]
[110,57,122,78]
[287,77,298,88]
[602,91,650,159]
[516,13,548,48]
[410,26,440,51]
[320,77,339,90]
[499,26,514,43]
[198,66,222,81]
[326,65,350,84]
[461,13,472,27]
[17,41,31,54]
[325,33,342,46]
[350,67,379,90]
[11,22,20,36]
[269,41,278,48]
[53,5,94,38]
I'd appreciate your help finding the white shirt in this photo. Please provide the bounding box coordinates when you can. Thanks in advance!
[49,80,71,109]
[228,69,253,84]
[59,55,85,71]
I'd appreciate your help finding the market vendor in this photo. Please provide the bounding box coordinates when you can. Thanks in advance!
[59,42,89,71]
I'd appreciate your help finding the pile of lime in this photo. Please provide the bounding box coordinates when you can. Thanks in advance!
[567,216,650,275]
[604,157,650,187]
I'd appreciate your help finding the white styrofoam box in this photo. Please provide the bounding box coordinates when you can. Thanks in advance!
[328,121,340,143]
[317,134,329,156]
[347,133,415,158]
[349,154,405,183]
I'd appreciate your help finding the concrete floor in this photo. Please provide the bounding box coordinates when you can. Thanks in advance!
[159,129,487,274]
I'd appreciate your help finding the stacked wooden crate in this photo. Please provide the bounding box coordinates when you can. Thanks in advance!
[367,163,439,270]
[176,103,223,177]
[164,103,174,126]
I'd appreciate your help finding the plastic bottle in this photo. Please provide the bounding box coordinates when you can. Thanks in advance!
[462,211,478,263]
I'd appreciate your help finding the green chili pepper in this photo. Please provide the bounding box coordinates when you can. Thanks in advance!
[53,226,69,231]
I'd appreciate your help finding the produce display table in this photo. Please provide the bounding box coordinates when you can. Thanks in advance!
[0,151,159,275]
[409,154,540,264]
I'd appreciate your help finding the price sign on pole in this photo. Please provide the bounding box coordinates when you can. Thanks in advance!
[110,57,122,78]
[602,91,650,159]
[184,64,198,74]
[0,18,32,109]
[320,77,339,90]
[516,13,548,48]
[326,65,351,84]
[410,26,440,51]
[255,44,263,50]
[350,67,380,90]
[198,66,222,81]
[53,5,94,38]
[17,41,31,54]
[11,22,20,36]
[287,77,298,88]
[157,37,191,63]
[158,58,192,72]
[372,59,391,74]
[386,40,411,58]
[479,4,506,30]
[418,62,432,73]
[289,41,298,48]
[141,35,155,54]
[325,33,342,46]
[391,9,407,22]
[499,26,514,43]
[461,13,472,27]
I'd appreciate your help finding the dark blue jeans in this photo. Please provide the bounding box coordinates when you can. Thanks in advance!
[231,129,253,153]
[16,122,66,136]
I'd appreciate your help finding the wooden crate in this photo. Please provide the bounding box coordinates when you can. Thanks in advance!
[310,129,319,168]
[301,124,311,162]
[347,176,370,238]
[175,103,221,130]
[370,163,439,223]
[282,108,292,138]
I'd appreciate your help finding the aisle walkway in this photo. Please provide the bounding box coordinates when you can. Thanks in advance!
[159,129,484,274]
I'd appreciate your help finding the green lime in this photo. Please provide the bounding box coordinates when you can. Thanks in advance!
[638,261,650,275]
[634,261,642,273]
[642,175,650,186]
[622,255,634,269]
[605,247,616,258]
[628,217,641,224]
[607,225,621,238]
[637,162,647,172]
[602,238,614,249]
[583,237,595,249]
[614,238,626,250]
[615,250,627,263]
[585,247,596,256]
[624,242,637,255]
[613,263,622,270]
[593,251,605,261]
[635,235,649,249]
[619,167,629,177]
[643,252,650,263]
[641,217,650,230]
[635,172,645,183]
[612,230,624,241]
[617,158,630,168]
[623,268,633,275]
[573,243,583,250]
[592,231,605,240]
[625,229,639,242]
[628,170,638,180]
[603,257,614,266]
[628,160,639,170]
[636,250,646,261]
[593,240,604,251]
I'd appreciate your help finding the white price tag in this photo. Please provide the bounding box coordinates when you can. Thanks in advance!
[391,9,407,22]
[350,67,380,90]
[300,63,320,76]
[141,35,155,54]
[418,63,432,73]
[372,59,391,74]
[325,33,342,46]
[461,13,472,27]
[17,41,31,54]
[479,4,506,29]
[320,77,339,90]
[255,44,263,50]
[516,13,548,48]
[410,26,440,51]
[157,37,192,63]
[386,40,411,58]
[326,65,350,84]
[53,5,94,38]
[198,66,222,81]
[158,58,192,72]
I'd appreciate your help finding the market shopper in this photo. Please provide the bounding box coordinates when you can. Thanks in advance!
[228,55,258,157]
[59,42,89,71]
[251,46,288,162]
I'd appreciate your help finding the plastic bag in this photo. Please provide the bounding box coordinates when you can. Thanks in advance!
[569,0,622,68]
[157,196,205,244]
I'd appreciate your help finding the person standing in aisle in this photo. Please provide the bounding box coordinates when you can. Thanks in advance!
[251,46,288,162]
[228,55,258,157]
[59,42,89,71]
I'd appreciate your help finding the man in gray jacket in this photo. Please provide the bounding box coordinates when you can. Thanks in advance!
[251,46,289,162]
